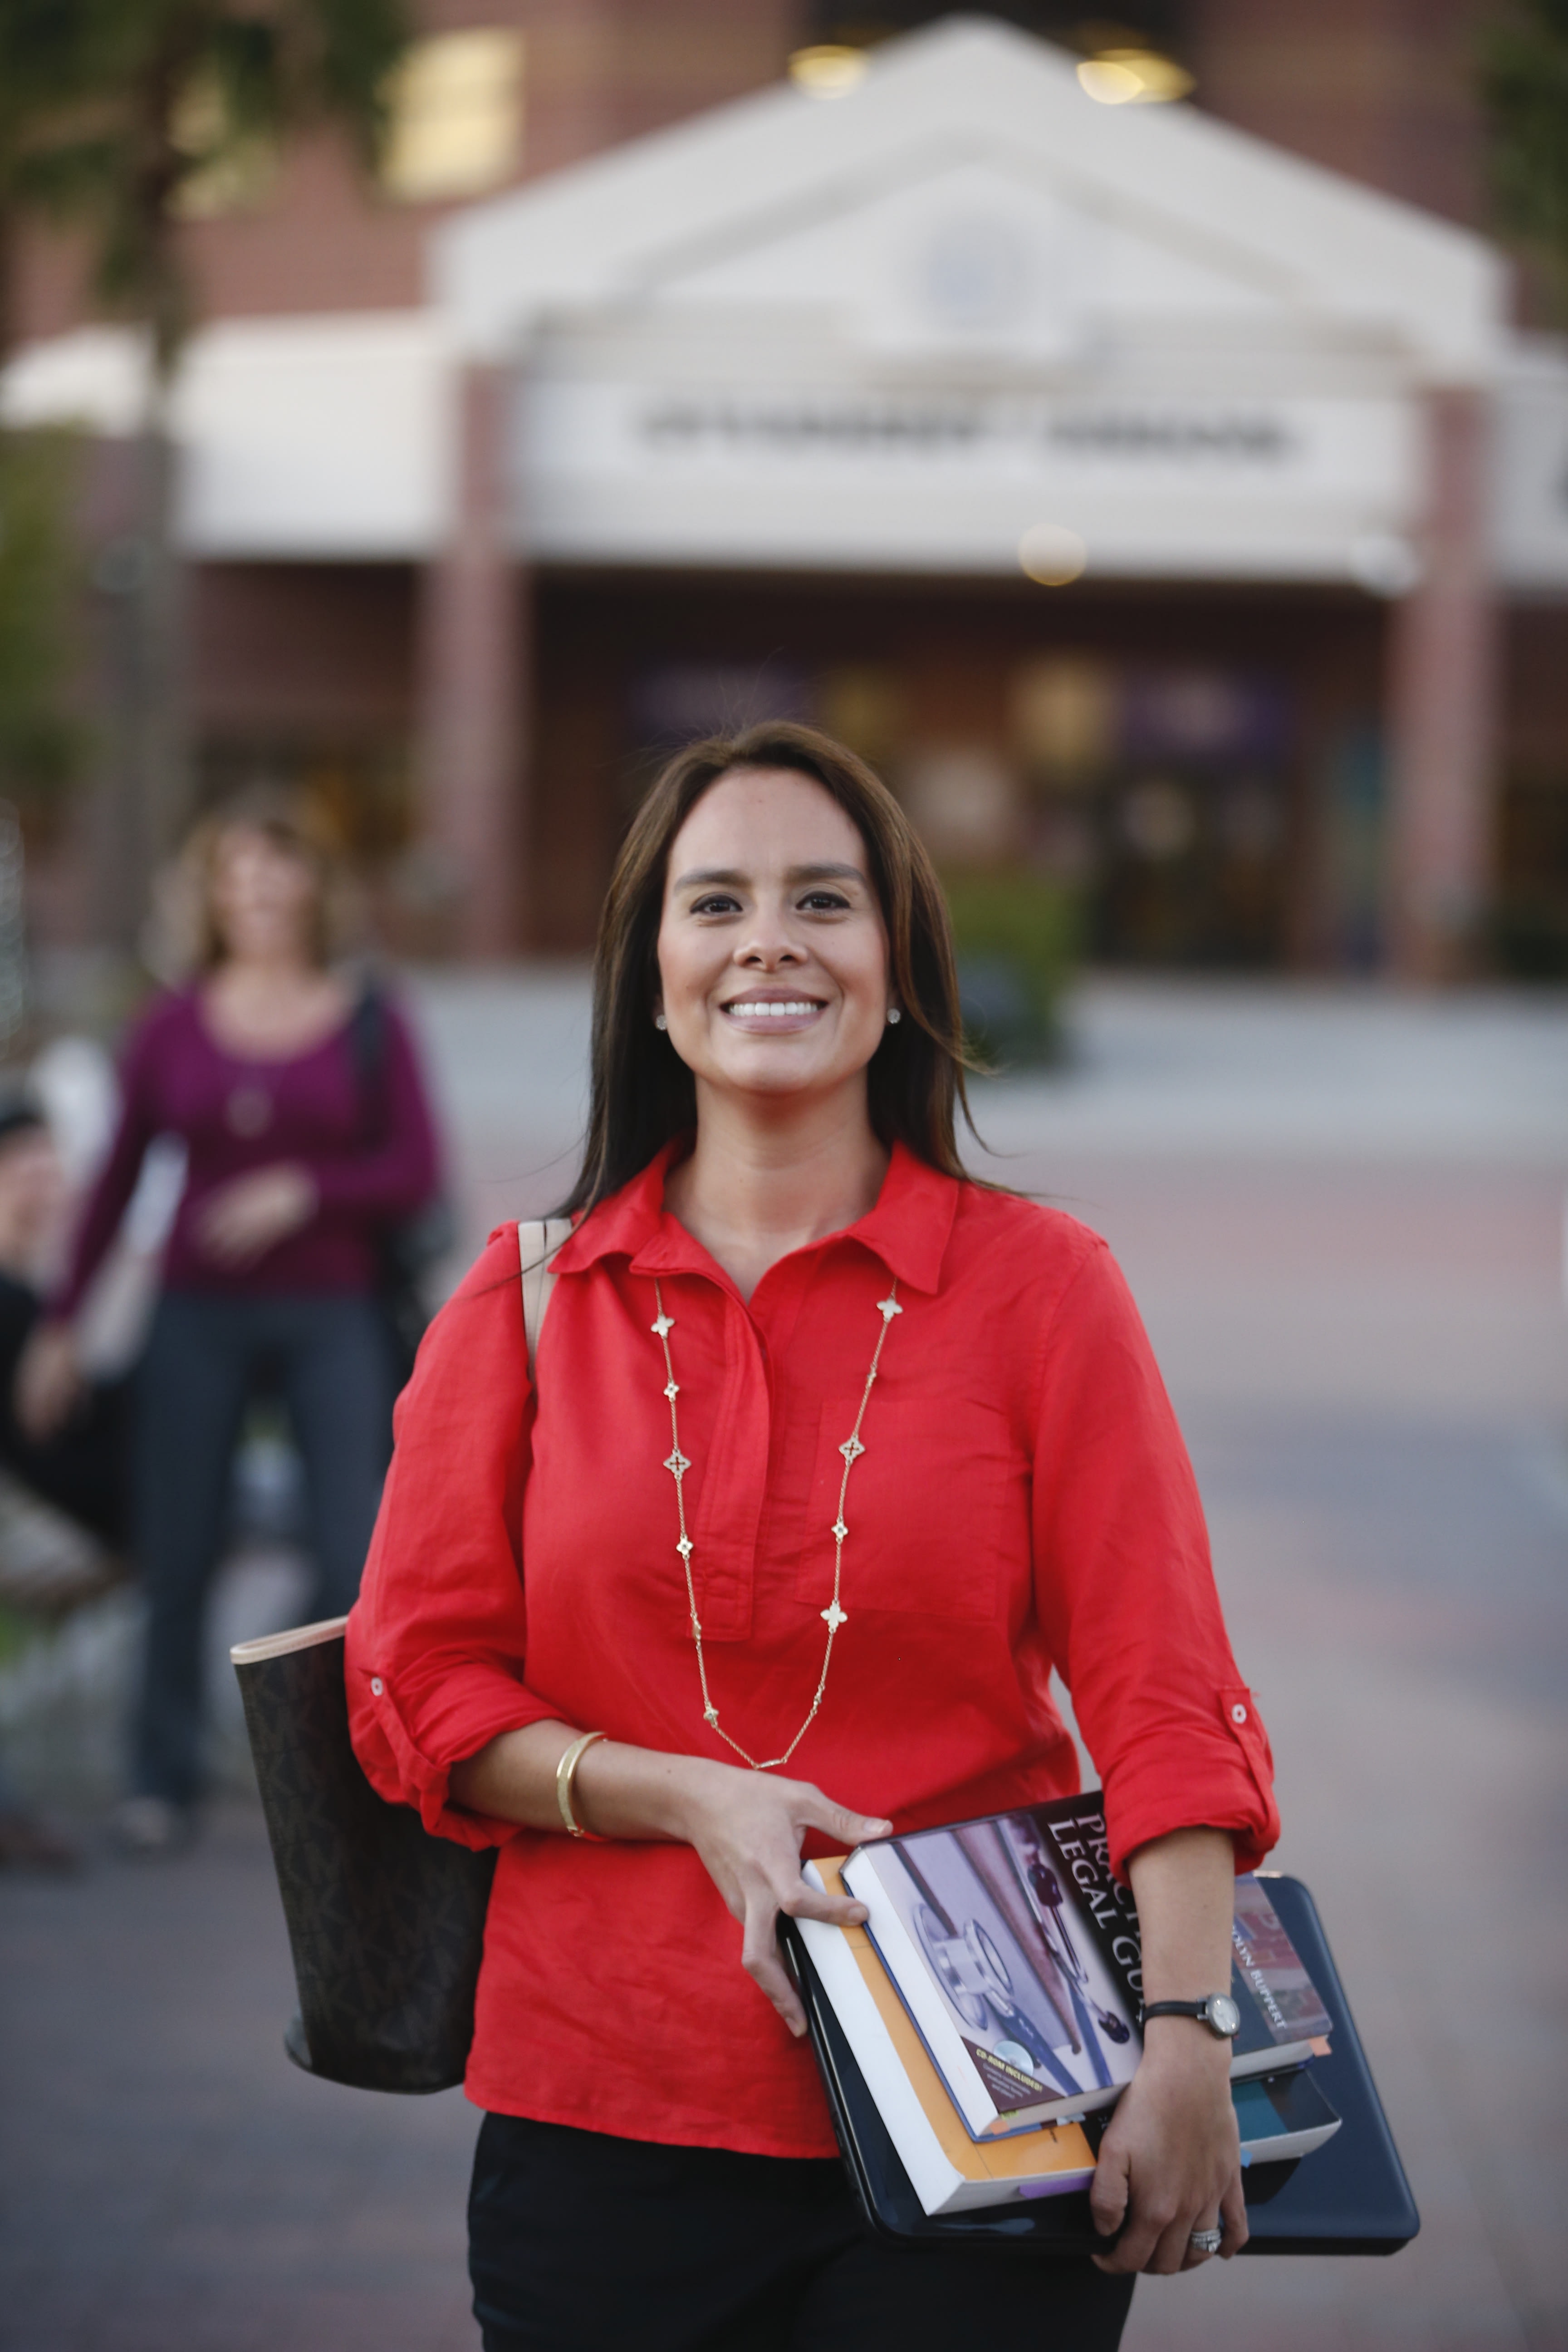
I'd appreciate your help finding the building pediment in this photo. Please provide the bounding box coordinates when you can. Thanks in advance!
[439,16,1503,385]
[617,151,1292,376]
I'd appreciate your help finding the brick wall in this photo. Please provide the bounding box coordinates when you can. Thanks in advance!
[10,0,803,346]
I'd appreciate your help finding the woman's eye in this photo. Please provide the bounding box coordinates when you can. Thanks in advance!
[800,892,850,913]
[691,894,741,916]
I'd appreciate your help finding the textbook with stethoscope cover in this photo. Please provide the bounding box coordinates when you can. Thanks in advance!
[848,1797,1330,2139]
[789,1790,1354,2222]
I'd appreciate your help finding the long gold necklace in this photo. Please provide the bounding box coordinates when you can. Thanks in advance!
[651,1278,902,1771]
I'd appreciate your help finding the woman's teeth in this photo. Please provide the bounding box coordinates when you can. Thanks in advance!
[724,1001,819,1019]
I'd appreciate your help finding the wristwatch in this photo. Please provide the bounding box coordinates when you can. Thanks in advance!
[1141,1994,1241,2039]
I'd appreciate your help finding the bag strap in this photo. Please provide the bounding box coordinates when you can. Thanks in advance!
[518,1218,573,1380]
[347,982,390,1147]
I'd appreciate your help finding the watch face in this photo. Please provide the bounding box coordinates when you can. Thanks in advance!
[1207,1995,1242,2038]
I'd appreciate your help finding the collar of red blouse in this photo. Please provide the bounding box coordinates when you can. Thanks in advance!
[546,1135,960,1296]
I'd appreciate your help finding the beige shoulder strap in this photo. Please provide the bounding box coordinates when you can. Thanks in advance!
[519,1217,573,1380]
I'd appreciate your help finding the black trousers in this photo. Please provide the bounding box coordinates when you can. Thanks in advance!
[469,2115,1136,2352]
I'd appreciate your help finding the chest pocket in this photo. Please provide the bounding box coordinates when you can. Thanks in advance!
[791,1394,1015,1624]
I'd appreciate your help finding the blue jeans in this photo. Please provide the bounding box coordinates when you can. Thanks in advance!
[132,1290,392,1803]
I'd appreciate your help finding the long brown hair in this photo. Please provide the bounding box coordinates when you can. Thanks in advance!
[559,722,978,1220]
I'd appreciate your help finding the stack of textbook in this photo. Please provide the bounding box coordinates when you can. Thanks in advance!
[794,1792,1341,2218]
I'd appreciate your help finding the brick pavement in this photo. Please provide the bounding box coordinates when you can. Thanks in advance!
[0,1803,477,2352]
[1,976,1564,2352]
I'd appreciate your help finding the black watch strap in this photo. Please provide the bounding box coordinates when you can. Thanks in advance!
[1141,1996,1238,2037]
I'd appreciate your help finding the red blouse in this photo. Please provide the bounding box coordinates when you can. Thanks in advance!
[347,1141,1277,2159]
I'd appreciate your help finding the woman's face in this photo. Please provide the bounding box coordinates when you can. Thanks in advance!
[656,768,893,1113]
[209,826,318,966]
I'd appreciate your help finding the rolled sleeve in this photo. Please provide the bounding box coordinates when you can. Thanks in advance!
[345,1223,564,1846]
[1029,1237,1279,1882]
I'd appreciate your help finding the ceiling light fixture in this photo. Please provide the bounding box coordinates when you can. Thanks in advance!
[788,44,869,98]
[1019,525,1089,586]
[1076,49,1194,105]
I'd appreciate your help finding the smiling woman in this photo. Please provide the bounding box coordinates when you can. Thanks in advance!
[564,725,972,1235]
[347,723,1280,2352]
[652,770,918,1292]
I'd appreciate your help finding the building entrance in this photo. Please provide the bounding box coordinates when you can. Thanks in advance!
[530,568,1385,971]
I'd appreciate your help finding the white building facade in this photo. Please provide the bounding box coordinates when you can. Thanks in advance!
[7,19,1566,969]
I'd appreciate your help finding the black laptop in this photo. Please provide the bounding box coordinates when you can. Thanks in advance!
[782,1872,1419,2257]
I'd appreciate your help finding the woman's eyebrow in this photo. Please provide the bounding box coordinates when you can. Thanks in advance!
[671,862,867,891]
[672,867,748,892]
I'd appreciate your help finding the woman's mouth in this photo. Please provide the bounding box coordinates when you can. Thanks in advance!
[720,999,824,1026]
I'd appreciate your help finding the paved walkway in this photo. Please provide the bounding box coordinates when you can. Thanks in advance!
[2,974,1564,2352]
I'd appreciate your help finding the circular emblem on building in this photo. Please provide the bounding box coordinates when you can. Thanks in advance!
[916,215,1034,332]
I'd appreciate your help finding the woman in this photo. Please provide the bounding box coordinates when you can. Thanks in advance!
[348,726,1278,2351]
[21,794,440,1850]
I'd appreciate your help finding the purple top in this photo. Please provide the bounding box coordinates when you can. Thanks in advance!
[55,985,441,1314]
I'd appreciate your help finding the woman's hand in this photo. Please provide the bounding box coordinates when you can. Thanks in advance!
[196,1165,317,1267]
[15,1321,83,1441]
[664,1760,893,2037]
[1090,1822,1248,2274]
[447,1727,891,2038]
[1088,2022,1247,2273]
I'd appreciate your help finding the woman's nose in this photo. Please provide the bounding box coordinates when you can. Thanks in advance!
[736,909,803,966]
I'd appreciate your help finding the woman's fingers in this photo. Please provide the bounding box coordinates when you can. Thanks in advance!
[197,1167,315,1266]
[739,1901,806,2035]
[796,1788,893,1850]
[778,1877,868,1928]
[1093,2190,1169,2275]
[1098,2179,1239,2277]
[738,1852,879,2035]
[677,1768,895,2032]
[1087,2140,1131,2258]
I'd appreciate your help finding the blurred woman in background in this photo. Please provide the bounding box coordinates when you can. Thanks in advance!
[19,793,441,1850]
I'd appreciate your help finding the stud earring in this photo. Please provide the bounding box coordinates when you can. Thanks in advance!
[887,1008,902,1025]
[654,1012,668,1031]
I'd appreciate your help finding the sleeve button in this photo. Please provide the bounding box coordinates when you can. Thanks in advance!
[370,1676,384,1696]
[1230,1701,1248,1724]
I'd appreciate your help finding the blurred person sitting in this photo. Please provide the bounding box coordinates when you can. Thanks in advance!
[0,1095,130,1868]
[0,1096,129,1550]
[19,792,441,1853]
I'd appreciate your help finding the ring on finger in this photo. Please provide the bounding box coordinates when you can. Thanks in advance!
[1188,2226,1224,2256]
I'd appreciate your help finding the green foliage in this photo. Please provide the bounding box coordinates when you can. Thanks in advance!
[942,868,1079,1067]
[0,425,85,804]
[1492,897,1568,977]
[0,1595,36,1666]
[0,0,412,375]
[0,2,99,358]
[0,1,101,149]
[1480,0,1568,317]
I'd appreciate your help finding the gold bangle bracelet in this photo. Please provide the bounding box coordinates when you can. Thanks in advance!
[555,1730,607,1839]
